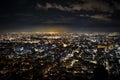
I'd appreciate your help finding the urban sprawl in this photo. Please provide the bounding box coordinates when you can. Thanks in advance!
[0,32,120,80]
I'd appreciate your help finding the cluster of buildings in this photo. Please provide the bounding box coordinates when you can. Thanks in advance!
[0,32,120,80]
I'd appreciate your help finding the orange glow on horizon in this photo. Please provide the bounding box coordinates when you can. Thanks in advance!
[33,26,69,32]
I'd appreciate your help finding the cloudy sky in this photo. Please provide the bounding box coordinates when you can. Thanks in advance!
[0,0,120,32]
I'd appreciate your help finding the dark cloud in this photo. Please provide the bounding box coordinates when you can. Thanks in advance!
[36,0,113,13]
[0,0,120,32]
[88,14,111,21]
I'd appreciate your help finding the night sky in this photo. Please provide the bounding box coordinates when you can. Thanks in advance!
[0,0,120,32]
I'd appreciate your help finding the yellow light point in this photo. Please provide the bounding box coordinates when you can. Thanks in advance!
[34,48,39,52]
[63,44,67,47]
[45,41,49,44]
[108,44,114,50]
[97,45,104,48]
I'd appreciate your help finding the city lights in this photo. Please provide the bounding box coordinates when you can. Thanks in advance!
[0,32,120,80]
